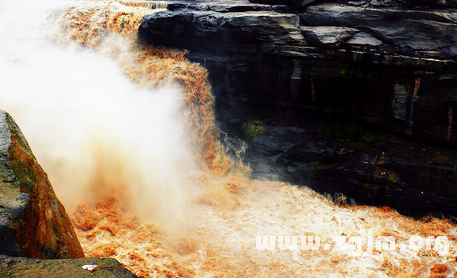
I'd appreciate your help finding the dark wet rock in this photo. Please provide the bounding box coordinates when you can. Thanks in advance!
[140,9,305,51]
[249,0,320,7]
[248,0,293,5]
[167,2,274,12]
[399,0,457,7]
[0,110,84,259]
[291,0,319,6]
[220,107,457,218]
[139,0,457,148]
[0,255,137,278]
[343,32,383,48]
[300,26,360,48]
[140,1,457,217]
[300,4,457,56]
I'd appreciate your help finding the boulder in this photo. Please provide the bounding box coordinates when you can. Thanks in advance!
[300,26,360,48]
[344,32,383,48]
[0,110,84,259]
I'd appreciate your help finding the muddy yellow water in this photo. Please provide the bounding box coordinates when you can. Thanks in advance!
[72,174,457,277]
[2,0,457,277]
[56,1,457,277]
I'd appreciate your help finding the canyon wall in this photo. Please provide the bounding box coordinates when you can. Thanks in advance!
[139,0,457,217]
[139,0,457,146]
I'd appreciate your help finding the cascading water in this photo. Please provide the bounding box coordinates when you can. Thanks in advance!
[1,0,457,277]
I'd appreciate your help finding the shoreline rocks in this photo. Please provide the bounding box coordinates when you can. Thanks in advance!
[0,110,137,276]
[0,110,84,259]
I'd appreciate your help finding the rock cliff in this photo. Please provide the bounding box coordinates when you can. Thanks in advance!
[139,0,457,146]
[0,110,84,259]
[139,0,457,217]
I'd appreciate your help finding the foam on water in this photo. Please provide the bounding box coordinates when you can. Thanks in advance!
[0,0,197,233]
[1,0,457,277]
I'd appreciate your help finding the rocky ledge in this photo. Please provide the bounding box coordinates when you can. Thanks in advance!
[0,110,136,276]
[141,0,457,68]
[0,110,84,259]
[220,108,457,218]
[139,0,457,147]
[139,0,457,217]
[0,255,137,277]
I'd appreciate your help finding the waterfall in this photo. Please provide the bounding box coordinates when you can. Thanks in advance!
[0,0,209,232]
[1,0,456,277]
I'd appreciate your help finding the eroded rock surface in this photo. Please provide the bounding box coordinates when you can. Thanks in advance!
[139,0,457,147]
[139,1,457,217]
[0,110,84,259]
[221,109,457,218]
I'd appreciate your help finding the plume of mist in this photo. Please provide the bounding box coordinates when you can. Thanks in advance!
[0,0,197,233]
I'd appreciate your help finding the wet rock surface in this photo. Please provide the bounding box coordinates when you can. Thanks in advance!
[139,1,457,218]
[0,255,137,278]
[0,110,137,277]
[139,0,457,147]
[0,110,84,259]
[219,105,457,219]
[300,4,457,56]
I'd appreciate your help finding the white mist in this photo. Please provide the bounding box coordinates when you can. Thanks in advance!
[0,0,196,232]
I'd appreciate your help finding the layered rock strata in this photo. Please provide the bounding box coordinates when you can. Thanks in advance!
[138,0,457,216]
[139,0,457,146]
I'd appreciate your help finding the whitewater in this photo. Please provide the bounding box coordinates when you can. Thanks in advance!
[1,0,457,277]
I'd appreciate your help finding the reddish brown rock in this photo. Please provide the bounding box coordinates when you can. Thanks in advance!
[0,110,84,259]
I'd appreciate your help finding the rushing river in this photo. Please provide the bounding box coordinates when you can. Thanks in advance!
[1,0,457,277]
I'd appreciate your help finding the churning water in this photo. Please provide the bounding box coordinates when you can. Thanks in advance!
[1,0,457,277]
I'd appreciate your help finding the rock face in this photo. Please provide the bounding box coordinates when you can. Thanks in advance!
[0,110,84,259]
[300,4,457,56]
[0,255,137,277]
[139,0,457,147]
[221,109,457,218]
[139,1,457,216]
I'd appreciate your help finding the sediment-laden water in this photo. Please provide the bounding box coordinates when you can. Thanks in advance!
[1,0,456,277]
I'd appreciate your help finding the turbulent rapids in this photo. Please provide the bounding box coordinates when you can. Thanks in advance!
[1,0,457,277]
